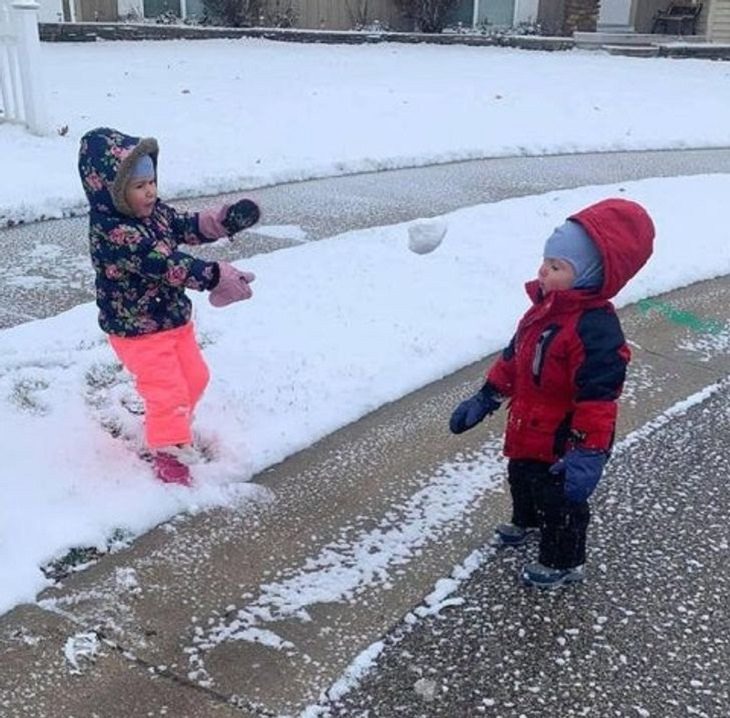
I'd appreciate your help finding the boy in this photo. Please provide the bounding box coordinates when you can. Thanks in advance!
[450,198,654,588]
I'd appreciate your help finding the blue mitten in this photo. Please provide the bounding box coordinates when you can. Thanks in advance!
[550,447,607,503]
[449,383,502,434]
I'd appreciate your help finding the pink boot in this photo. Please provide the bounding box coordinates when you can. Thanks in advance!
[152,451,192,486]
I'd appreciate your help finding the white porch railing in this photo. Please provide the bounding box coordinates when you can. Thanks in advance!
[0,0,48,134]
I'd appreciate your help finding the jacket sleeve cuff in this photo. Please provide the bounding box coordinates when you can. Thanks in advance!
[571,400,618,451]
[486,365,513,398]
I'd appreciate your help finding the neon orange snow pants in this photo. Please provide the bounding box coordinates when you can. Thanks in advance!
[109,322,210,449]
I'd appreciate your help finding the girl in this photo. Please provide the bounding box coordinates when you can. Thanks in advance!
[79,127,260,485]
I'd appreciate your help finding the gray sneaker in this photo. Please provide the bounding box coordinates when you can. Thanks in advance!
[521,562,585,589]
[493,523,539,547]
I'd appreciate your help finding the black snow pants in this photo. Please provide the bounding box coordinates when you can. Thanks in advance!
[507,459,590,570]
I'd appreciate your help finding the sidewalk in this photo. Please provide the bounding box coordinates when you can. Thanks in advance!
[2,273,729,716]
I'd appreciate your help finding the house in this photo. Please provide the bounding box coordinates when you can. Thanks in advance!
[34,0,544,27]
[594,0,728,41]
[36,0,406,24]
[37,0,201,22]
[514,0,727,40]
[472,0,541,28]
[704,0,730,40]
[35,0,730,42]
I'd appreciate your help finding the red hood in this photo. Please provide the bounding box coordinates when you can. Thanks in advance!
[569,198,654,299]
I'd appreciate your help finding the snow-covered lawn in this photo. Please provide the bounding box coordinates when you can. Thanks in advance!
[1,38,730,224]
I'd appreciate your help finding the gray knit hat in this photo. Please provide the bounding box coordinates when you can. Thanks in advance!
[110,137,159,216]
[129,154,155,181]
[544,220,604,289]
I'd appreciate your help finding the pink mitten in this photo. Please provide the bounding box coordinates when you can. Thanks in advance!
[209,262,256,307]
[198,204,230,240]
[198,199,260,239]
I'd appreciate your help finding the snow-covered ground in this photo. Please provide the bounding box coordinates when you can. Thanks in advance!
[2,173,730,616]
[2,39,730,224]
[2,39,730,619]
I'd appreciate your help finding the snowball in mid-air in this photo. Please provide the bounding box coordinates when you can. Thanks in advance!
[407,218,447,255]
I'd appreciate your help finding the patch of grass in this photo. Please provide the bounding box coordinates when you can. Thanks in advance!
[41,528,134,581]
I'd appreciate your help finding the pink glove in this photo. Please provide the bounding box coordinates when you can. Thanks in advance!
[198,205,230,240]
[209,262,255,307]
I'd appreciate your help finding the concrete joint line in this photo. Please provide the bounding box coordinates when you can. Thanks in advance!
[633,341,722,374]
[94,627,277,717]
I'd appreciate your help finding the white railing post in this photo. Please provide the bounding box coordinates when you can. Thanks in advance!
[11,0,49,135]
[1,2,21,123]
[472,0,480,27]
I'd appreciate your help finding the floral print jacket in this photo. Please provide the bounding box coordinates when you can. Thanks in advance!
[79,127,220,337]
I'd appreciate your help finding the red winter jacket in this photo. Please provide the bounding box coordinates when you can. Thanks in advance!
[486,198,654,462]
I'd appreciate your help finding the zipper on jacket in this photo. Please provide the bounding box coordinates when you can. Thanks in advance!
[531,325,560,385]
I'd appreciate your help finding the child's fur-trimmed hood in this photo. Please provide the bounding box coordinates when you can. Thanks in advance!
[78,127,159,218]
